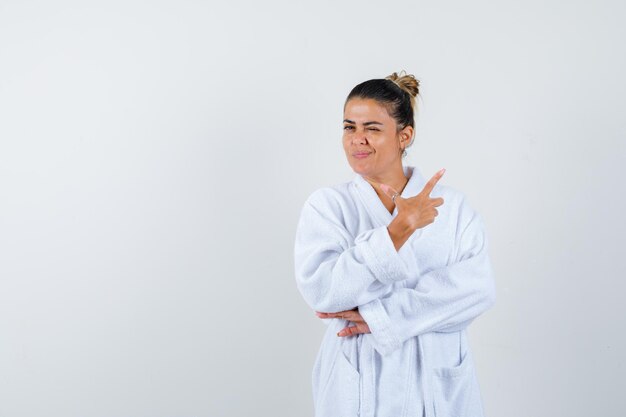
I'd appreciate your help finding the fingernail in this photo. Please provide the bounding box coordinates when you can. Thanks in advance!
[380,184,389,193]
[439,168,446,175]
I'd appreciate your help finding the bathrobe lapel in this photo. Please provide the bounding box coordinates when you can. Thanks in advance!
[352,165,427,227]
[351,165,430,417]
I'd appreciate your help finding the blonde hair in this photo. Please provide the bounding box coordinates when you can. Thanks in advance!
[385,70,420,114]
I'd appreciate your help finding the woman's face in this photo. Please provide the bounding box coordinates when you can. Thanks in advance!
[342,97,411,177]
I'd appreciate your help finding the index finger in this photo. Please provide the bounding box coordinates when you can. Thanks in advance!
[420,168,446,196]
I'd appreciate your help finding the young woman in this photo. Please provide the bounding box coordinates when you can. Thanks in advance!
[294,71,496,417]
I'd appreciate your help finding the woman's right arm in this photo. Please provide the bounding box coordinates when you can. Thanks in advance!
[387,215,415,251]
[293,192,413,314]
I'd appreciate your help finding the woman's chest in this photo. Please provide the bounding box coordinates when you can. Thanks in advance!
[345,203,456,281]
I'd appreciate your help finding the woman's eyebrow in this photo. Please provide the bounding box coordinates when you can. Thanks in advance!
[343,119,383,125]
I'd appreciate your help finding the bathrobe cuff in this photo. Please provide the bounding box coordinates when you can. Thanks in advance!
[358,297,402,356]
[358,225,412,285]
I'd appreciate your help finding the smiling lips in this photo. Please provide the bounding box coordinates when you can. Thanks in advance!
[353,151,371,159]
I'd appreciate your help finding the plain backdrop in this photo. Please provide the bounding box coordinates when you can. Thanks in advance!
[1,1,624,416]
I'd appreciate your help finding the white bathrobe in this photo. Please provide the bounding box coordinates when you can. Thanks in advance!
[293,164,496,417]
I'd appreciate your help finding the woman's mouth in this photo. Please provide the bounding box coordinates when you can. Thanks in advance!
[354,152,371,159]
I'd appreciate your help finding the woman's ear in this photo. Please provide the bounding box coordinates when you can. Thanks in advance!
[400,125,414,147]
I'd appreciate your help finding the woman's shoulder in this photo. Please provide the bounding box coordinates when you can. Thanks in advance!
[431,183,485,230]
[431,183,470,210]
[303,181,476,215]
[435,183,487,236]
[303,181,354,210]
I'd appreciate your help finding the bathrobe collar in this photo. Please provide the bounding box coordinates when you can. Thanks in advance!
[352,164,426,226]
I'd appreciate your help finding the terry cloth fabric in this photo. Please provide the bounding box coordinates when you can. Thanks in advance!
[294,164,496,417]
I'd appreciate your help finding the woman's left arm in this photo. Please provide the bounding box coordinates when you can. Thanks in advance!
[356,205,497,357]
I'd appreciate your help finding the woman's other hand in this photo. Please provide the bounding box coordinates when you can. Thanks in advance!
[315,308,371,337]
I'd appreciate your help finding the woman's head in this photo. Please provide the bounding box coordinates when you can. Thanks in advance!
[343,71,420,176]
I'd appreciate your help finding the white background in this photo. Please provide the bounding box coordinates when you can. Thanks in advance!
[1,1,624,416]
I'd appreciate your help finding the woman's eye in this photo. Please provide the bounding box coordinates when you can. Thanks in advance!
[343,126,379,131]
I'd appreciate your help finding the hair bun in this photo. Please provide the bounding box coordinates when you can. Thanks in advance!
[386,70,420,98]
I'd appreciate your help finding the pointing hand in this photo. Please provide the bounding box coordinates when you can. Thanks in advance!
[379,168,446,232]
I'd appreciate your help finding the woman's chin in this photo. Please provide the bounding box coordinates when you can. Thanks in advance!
[348,157,373,173]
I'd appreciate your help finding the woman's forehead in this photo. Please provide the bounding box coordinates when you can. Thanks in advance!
[344,98,392,121]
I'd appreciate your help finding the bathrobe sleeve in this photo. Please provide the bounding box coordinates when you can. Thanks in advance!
[294,191,412,314]
[357,197,497,356]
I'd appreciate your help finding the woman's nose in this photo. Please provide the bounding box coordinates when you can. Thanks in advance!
[353,132,367,144]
